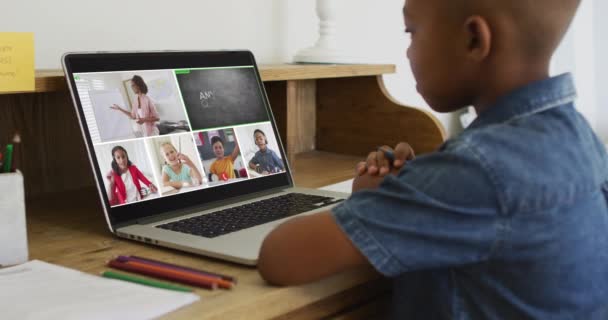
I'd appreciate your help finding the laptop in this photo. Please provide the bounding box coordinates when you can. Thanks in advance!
[62,51,348,265]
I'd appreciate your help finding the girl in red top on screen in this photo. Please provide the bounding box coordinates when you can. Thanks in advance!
[106,145,158,205]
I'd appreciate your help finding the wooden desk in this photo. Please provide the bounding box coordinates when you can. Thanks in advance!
[27,173,390,320]
[3,64,445,319]
[0,64,445,198]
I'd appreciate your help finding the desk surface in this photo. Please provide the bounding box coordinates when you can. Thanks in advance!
[27,151,390,320]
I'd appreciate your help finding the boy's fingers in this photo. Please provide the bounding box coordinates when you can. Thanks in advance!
[393,142,415,167]
[356,161,367,176]
[365,152,379,175]
[376,145,393,176]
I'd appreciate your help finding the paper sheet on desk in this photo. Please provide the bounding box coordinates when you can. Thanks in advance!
[319,179,353,194]
[0,260,199,320]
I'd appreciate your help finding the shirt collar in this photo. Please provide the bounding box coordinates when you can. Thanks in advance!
[468,73,577,129]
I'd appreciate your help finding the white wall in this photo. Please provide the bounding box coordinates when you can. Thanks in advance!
[594,0,608,140]
[2,0,284,68]
[551,0,597,131]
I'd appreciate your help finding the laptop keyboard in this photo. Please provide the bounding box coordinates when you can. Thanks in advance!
[156,193,344,238]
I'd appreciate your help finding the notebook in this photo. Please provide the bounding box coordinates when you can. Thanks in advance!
[62,51,348,265]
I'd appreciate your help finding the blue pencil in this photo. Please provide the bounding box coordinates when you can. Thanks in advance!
[377,147,395,167]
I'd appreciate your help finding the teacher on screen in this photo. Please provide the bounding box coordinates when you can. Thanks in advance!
[110,75,160,137]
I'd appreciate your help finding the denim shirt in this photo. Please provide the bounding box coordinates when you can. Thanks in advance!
[332,74,608,319]
[250,148,285,173]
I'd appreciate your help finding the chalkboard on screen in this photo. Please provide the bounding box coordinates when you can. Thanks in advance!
[176,67,269,130]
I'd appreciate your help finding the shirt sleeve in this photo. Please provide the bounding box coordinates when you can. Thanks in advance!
[271,150,284,170]
[132,165,152,186]
[250,152,260,165]
[331,140,501,277]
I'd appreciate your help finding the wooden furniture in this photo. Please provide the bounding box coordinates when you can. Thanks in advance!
[0,64,445,198]
[28,182,389,320]
[2,64,446,319]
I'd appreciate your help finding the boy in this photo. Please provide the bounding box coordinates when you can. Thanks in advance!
[209,136,240,181]
[258,0,608,318]
[248,129,284,174]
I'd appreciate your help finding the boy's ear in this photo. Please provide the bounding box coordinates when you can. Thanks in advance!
[464,15,492,61]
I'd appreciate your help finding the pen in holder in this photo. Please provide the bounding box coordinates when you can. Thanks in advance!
[0,170,28,267]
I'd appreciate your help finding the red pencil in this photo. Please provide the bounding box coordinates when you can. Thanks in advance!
[109,259,233,289]
[128,255,237,283]
[108,259,220,290]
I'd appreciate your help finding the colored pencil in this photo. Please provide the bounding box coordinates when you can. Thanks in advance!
[377,146,395,166]
[127,255,237,283]
[101,270,193,292]
[108,259,219,290]
[110,258,233,289]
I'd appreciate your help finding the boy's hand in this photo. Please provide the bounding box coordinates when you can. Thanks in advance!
[356,142,415,177]
[352,172,385,193]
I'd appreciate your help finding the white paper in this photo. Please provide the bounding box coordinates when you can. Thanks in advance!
[0,260,199,320]
[318,179,353,194]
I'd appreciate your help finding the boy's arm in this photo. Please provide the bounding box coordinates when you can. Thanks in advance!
[272,151,284,170]
[249,153,259,169]
[258,211,372,286]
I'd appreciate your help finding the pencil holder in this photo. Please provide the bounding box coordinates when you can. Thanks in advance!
[0,170,28,266]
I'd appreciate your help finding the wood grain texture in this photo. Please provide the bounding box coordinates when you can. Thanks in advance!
[0,92,94,199]
[264,81,288,152]
[259,64,395,82]
[292,151,361,189]
[317,76,446,156]
[0,65,395,94]
[286,80,316,167]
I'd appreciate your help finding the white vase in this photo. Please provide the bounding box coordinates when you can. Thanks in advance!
[293,0,361,64]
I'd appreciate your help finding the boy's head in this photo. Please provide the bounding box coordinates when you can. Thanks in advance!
[211,136,225,158]
[404,0,581,113]
[254,129,268,150]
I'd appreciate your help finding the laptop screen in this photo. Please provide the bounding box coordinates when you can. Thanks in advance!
[63,51,292,227]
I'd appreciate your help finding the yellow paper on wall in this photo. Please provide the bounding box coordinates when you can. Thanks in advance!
[0,32,34,93]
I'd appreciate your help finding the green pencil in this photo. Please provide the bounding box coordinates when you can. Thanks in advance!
[101,270,193,292]
[3,144,13,173]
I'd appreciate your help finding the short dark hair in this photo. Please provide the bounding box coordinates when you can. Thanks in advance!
[253,129,267,144]
[111,145,132,175]
[211,136,224,146]
[131,75,148,94]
